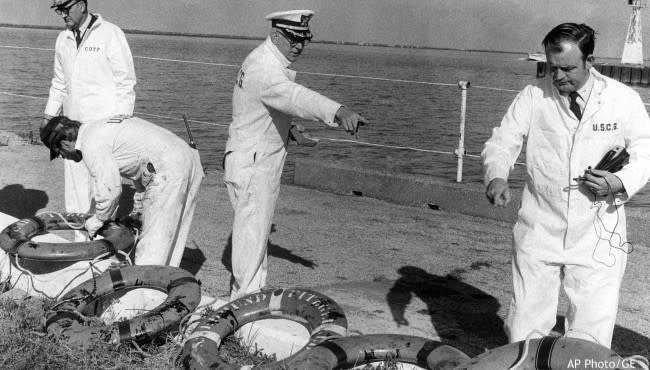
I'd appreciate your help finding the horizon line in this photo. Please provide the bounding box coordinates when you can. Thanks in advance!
[0,23,531,56]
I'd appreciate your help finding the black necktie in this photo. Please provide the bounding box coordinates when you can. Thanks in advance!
[569,91,582,121]
[74,29,82,47]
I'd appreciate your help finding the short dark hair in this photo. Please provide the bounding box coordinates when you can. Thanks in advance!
[542,23,596,61]
[40,116,80,159]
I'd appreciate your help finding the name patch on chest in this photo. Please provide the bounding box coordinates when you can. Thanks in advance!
[592,123,618,132]
[84,46,101,53]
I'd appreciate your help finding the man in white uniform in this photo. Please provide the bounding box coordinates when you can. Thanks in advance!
[43,0,136,240]
[482,23,650,348]
[40,116,203,267]
[225,10,368,300]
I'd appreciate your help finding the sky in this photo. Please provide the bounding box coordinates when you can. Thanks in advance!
[0,0,647,59]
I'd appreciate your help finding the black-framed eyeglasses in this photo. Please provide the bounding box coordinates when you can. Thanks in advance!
[54,1,80,15]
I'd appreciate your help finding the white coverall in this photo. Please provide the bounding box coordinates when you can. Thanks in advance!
[77,117,203,267]
[225,37,341,299]
[482,69,650,347]
[44,14,136,236]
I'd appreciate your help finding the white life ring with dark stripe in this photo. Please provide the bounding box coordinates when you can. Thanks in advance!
[456,336,628,369]
[180,287,348,369]
[282,333,470,369]
[45,265,201,346]
[0,212,136,262]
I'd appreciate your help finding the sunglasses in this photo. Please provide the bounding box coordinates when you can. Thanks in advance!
[54,1,80,15]
[279,31,312,47]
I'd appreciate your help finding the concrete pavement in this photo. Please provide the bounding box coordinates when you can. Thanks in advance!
[0,141,648,360]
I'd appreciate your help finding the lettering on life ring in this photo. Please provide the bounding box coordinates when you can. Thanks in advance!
[180,287,348,369]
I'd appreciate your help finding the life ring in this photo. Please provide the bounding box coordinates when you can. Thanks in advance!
[456,336,634,369]
[180,287,348,369]
[45,265,202,346]
[281,333,470,369]
[0,212,136,262]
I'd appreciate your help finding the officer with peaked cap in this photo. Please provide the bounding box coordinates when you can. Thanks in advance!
[224,10,369,300]
[44,0,136,241]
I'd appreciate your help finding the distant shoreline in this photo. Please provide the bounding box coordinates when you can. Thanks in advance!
[0,23,527,56]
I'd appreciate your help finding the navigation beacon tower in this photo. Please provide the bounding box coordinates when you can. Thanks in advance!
[621,0,646,64]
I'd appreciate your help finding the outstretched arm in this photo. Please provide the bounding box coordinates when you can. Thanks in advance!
[260,70,344,126]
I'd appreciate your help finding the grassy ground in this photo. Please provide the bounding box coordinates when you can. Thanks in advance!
[0,287,276,370]
[0,290,434,370]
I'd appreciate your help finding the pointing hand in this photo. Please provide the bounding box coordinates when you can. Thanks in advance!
[335,106,368,139]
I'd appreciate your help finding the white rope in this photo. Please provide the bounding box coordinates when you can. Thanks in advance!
[3,44,650,102]
[302,70,523,93]
[12,255,95,300]
[0,89,531,166]
[0,89,474,158]
[300,70,458,88]
[35,211,85,230]
[564,328,605,347]
[507,330,548,370]
[0,45,53,52]
[134,55,238,68]
[3,218,137,300]
[319,137,454,155]
[472,85,521,93]
[0,91,46,100]
[0,91,229,127]
[134,111,229,128]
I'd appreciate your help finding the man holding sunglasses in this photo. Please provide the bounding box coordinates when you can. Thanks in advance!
[43,0,136,241]
[224,10,368,300]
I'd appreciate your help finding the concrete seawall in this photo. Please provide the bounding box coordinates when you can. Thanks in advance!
[293,158,650,243]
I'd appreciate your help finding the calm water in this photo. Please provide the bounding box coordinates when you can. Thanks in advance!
[2,27,650,207]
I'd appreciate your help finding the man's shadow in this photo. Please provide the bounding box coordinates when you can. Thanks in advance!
[0,184,49,219]
[179,240,207,276]
[221,224,318,274]
[386,265,507,357]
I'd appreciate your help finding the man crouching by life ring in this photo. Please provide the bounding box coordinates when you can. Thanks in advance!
[40,115,204,267]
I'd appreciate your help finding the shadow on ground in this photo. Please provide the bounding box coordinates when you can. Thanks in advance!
[221,224,318,274]
[0,184,48,219]
[386,265,507,356]
[180,240,207,276]
[0,183,136,220]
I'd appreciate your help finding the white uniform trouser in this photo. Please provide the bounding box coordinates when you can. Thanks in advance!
[224,144,287,301]
[505,247,627,348]
[64,159,94,241]
[135,149,203,266]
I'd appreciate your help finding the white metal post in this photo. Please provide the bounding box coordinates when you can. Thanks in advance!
[455,81,470,182]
